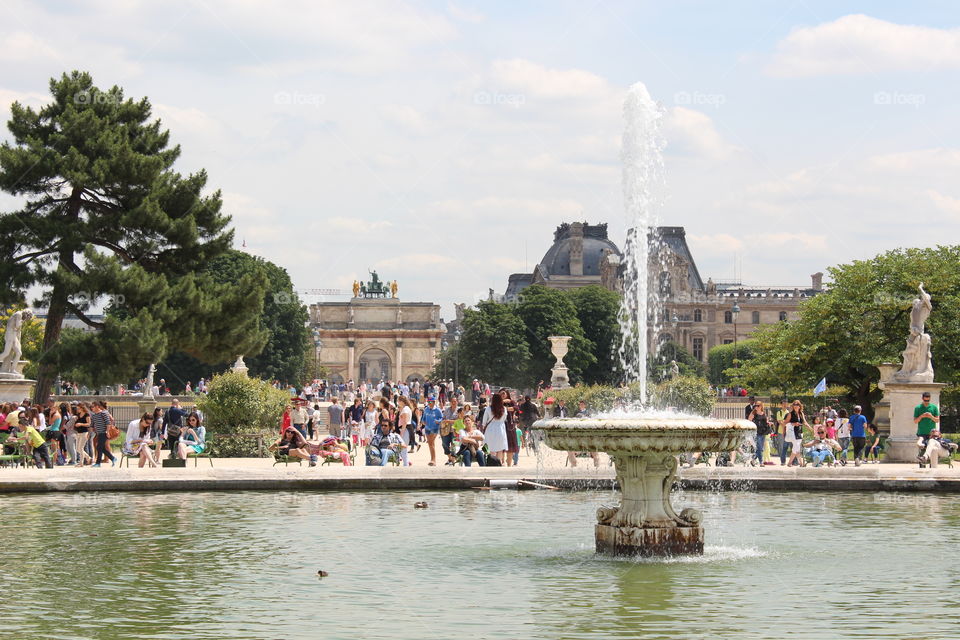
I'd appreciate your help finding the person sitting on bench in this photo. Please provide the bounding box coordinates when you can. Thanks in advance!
[918,430,957,468]
[369,419,408,466]
[456,416,485,466]
[312,435,351,465]
[270,427,317,466]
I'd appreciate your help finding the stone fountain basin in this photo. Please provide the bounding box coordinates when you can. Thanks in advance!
[532,416,756,454]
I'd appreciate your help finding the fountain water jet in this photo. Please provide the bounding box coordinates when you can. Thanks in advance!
[534,83,755,556]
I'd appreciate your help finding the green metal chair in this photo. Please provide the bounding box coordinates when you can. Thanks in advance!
[186,435,214,467]
[0,434,29,468]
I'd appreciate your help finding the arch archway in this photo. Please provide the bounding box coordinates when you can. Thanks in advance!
[359,348,392,383]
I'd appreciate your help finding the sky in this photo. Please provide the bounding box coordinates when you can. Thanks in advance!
[2,1,959,318]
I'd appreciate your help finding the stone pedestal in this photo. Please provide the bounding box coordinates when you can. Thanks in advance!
[881,381,946,462]
[137,398,158,417]
[596,524,703,556]
[548,336,571,390]
[0,361,34,403]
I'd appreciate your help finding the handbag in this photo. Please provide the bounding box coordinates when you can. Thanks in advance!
[106,423,120,440]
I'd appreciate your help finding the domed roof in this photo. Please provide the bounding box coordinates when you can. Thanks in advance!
[539,223,621,276]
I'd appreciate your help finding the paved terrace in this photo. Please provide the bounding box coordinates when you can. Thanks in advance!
[1,445,958,493]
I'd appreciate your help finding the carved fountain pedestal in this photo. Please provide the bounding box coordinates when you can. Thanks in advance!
[534,416,754,556]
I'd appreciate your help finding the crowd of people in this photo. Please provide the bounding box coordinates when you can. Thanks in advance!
[273,379,542,468]
[0,398,207,469]
[735,391,956,468]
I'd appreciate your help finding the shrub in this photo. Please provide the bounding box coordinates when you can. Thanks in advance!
[650,376,715,416]
[196,371,288,456]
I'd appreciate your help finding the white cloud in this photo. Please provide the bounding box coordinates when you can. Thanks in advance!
[665,107,737,159]
[766,14,960,77]
[327,217,394,233]
[427,196,585,220]
[379,104,427,133]
[375,253,461,271]
[447,2,484,23]
[927,190,960,216]
[488,59,613,100]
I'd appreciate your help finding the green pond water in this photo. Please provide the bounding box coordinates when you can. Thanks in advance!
[1,489,957,640]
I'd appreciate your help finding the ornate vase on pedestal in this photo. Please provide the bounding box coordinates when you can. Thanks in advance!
[548,336,571,389]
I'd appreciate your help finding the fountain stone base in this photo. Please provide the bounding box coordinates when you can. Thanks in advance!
[534,416,755,557]
[596,524,703,556]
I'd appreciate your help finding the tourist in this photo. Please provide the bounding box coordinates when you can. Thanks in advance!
[481,393,508,465]
[501,389,520,467]
[149,407,165,462]
[784,400,808,467]
[279,405,292,434]
[743,395,756,419]
[14,416,52,468]
[61,402,78,465]
[865,424,882,463]
[440,398,459,465]
[123,413,158,468]
[270,427,315,465]
[348,397,364,448]
[422,396,443,466]
[472,378,481,404]
[90,400,116,467]
[803,427,838,467]
[166,398,186,439]
[74,402,93,466]
[45,402,64,464]
[849,405,869,467]
[176,412,206,460]
[518,395,541,453]
[290,401,307,438]
[834,408,851,465]
[917,429,956,468]
[369,419,408,466]
[750,401,771,466]
[397,396,414,451]
[914,392,940,445]
[774,399,790,465]
[552,399,568,418]
[328,398,344,439]
[362,400,377,447]
[457,416,485,466]
[409,399,422,449]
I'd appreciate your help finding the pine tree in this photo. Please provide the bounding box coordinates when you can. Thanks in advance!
[0,71,268,400]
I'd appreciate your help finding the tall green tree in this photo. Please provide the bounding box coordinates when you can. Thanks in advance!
[0,71,266,400]
[706,339,756,386]
[565,285,621,384]
[157,250,310,390]
[458,301,530,388]
[649,340,706,382]
[731,246,960,414]
[515,285,595,384]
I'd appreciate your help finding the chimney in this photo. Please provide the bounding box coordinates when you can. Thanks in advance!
[569,222,584,276]
[811,272,823,291]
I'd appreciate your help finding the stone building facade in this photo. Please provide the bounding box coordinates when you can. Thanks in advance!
[649,227,822,361]
[310,297,444,384]
[501,222,822,364]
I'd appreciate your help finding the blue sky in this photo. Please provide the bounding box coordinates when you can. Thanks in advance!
[1,1,958,315]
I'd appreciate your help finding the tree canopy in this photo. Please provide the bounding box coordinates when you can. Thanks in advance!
[0,71,265,399]
[566,285,621,384]
[730,246,960,414]
[514,285,596,385]
[457,301,531,388]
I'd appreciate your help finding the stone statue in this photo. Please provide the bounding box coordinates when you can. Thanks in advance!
[348,306,355,323]
[232,355,248,376]
[670,360,680,379]
[0,309,33,375]
[910,282,932,335]
[396,307,403,325]
[390,280,398,298]
[143,364,156,399]
[895,283,934,382]
[454,303,466,323]
[352,280,360,298]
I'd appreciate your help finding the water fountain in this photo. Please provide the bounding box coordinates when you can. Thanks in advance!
[534,83,755,556]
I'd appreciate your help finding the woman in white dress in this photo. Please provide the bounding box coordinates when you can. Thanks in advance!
[362,400,377,446]
[482,393,508,464]
[397,397,414,448]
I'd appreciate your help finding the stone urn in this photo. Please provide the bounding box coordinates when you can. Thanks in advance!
[534,415,755,556]
[548,335,572,389]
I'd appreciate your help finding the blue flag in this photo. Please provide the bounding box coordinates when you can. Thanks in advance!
[813,377,827,396]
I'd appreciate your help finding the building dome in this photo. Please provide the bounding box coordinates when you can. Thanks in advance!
[539,222,621,276]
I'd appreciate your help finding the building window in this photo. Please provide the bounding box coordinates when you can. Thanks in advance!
[779,311,788,321]
[723,310,733,324]
[723,339,734,345]
[693,308,702,323]
[752,310,760,324]
[692,336,704,361]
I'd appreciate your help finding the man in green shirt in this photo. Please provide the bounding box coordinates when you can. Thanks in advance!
[914,392,940,440]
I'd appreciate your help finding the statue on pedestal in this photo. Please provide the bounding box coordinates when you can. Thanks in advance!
[352,280,360,298]
[0,309,33,375]
[669,360,680,379]
[390,280,398,298]
[895,283,934,382]
[143,364,156,399]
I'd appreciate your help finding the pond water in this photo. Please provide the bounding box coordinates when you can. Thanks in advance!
[2,489,957,639]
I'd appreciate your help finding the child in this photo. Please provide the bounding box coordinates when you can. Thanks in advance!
[825,418,837,440]
[866,424,882,464]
